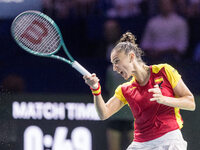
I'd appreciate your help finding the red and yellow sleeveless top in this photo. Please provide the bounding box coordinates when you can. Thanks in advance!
[114,64,183,142]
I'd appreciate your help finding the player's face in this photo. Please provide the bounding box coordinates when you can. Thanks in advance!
[111,50,135,80]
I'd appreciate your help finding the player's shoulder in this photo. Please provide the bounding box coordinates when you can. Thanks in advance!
[151,63,174,74]
[117,77,135,89]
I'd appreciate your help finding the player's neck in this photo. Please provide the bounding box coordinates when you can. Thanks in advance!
[135,64,150,86]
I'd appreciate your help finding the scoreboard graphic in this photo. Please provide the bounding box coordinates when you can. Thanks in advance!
[0,94,107,150]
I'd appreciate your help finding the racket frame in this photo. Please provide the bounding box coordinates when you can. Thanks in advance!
[11,10,92,76]
[11,11,75,64]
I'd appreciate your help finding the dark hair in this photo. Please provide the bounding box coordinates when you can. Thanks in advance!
[112,32,144,62]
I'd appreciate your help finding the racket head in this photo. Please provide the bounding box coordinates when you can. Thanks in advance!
[11,10,63,56]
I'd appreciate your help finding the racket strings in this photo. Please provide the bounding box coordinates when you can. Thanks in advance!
[13,13,60,55]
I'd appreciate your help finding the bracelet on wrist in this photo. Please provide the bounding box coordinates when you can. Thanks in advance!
[90,83,101,96]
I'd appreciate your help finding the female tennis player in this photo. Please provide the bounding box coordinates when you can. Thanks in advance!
[83,32,195,150]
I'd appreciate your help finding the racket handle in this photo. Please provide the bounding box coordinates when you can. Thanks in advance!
[72,61,92,76]
[72,61,99,89]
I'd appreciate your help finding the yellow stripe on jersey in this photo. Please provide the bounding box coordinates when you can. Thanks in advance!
[164,64,181,88]
[152,64,181,89]
[114,77,135,104]
[115,85,127,104]
[152,64,183,128]
[174,107,183,129]
[152,64,166,74]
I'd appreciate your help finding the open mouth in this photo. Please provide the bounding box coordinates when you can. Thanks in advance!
[117,70,123,75]
[116,70,128,79]
[118,71,126,78]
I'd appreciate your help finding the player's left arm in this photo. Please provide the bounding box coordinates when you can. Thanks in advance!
[149,79,195,111]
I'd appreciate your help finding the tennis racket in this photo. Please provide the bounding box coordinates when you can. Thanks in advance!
[11,10,92,76]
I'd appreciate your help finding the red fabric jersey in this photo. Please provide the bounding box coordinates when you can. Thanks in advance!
[114,64,183,142]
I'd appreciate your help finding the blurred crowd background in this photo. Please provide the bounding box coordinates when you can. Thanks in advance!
[0,0,200,150]
[0,0,200,94]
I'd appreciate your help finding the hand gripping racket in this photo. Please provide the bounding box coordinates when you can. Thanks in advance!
[11,10,91,76]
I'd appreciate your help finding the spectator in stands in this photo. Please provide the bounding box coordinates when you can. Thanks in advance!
[187,0,200,18]
[145,0,187,17]
[103,19,121,61]
[140,0,188,63]
[42,0,54,17]
[186,0,200,59]
[54,0,73,19]
[73,0,97,17]
[89,19,121,59]
[193,43,200,62]
[107,0,144,18]
[174,0,188,16]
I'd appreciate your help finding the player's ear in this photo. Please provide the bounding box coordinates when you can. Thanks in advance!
[128,52,135,63]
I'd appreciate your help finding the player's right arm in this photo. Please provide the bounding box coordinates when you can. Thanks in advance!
[83,74,125,120]
[94,95,125,120]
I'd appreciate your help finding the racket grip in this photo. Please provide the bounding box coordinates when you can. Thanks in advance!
[72,61,92,76]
